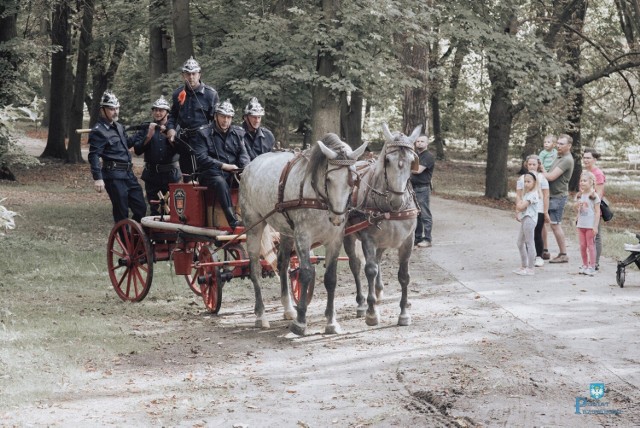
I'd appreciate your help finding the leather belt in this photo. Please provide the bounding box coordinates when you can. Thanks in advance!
[104,161,133,171]
[181,123,211,136]
[145,162,179,173]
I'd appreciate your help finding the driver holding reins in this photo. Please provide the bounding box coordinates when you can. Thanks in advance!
[195,100,250,229]
[166,56,219,183]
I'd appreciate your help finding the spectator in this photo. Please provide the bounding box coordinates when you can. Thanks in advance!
[582,147,606,270]
[539,134,557,172]
[88,91,146,223]
[411,134,435,248]
[543,134,575,263]
[242,97,276,160]
[514,172,540,275]
[166,57,219,182]
[575,171,600,276]
[133,96,181,216]
[516,155,550,267]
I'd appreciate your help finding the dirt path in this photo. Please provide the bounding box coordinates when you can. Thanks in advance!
[2,190,639,426]
[3,134,639,426]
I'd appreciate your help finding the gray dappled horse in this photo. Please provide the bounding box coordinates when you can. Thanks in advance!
[344,124,421,327]
[240,134,367,335]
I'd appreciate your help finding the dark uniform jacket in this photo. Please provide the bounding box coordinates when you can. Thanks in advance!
[197,125,250,176]
[133,124,180,182]
[88,118,134,180]
[242,122,276,160]
[166,83,219,133]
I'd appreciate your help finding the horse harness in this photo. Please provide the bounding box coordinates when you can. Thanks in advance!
[274,151,358,229]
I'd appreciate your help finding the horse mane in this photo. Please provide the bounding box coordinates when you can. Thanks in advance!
[305,133,351,180]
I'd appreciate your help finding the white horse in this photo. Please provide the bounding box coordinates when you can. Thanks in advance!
[344,124,421,327]
[240,134,367,335]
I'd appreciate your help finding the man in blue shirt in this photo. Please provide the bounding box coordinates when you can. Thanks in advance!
[242,97,276,160]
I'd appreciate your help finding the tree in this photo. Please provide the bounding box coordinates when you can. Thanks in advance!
[171,0,193,68]
[149,0,170,98]
[41,0,71,159]
[66,0,94,164]
[0,0,19,107]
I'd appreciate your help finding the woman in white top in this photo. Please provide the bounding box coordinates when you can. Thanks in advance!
[516,155,550,267]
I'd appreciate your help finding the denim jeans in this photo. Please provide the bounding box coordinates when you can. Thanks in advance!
[414,186,432,243]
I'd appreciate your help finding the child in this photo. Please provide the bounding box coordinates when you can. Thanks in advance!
[514,172,540,275]
[575,171,601,276]
[539,134,557,172]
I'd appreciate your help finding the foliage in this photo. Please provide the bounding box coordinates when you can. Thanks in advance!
[0,105,42,177]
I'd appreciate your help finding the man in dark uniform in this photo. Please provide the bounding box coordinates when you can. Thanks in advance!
[196,100,250,228]
[133,96,181,216]
[166,56,219,182]
[88,90,147,223]
[410,134,435,248]
[241,97,276,160]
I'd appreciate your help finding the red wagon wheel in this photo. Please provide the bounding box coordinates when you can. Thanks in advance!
[289,256,314,306]
[184,242,204,296]
[224,242,249,277]
[198,245,223,313]
[107,219,153,302]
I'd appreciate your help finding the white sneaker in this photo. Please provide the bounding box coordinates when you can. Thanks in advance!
[585,267,596,276]
[525,268,535,276]
[513,267,527,276]
[534,257,544,267]
[624,243,640,252]
[578,266,586,275]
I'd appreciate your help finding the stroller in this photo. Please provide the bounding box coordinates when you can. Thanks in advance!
[616,233,640,287]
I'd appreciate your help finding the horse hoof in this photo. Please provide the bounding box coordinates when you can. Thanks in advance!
[365,312,380,326]
[255,318,270,329]
[325,323,342,335]
[356,307,366,318]
[398,314,411,326]
[283,309,296,320]
[290,320,306,336]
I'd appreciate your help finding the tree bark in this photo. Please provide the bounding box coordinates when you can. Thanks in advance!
[400,40,428,136]
[67,0,94,164]
[89,40,127,126]
[431,94,445,160]
[42,0,70,159]
[172,0,194,68]
[149,0,170,98]
[0,1,19,106]
[485,80,513,199]
[340,90,363,148]
[310,0,341,145]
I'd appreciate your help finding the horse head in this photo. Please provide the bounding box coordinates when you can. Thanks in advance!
[312,133,368,226]
[377,123,422,211]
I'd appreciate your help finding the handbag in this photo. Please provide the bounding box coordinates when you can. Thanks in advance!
[600,198,613,222]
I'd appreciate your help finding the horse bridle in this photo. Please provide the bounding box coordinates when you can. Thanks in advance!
[313,158,358,217]
[370,143,416,202]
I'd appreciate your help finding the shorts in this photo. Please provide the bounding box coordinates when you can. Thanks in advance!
[548,195,568,224]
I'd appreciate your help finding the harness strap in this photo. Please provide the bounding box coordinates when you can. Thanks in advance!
[345,208,420,235]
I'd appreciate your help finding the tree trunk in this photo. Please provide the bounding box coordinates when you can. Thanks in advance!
[89,40,127,126]
[400,39,428,136]
[67,0,94,164]
[172,0,194,68]
[42,0,70,159]
[564,0,588,191]
[0,1,19,106]
[149,0,170,98]
[431,94,445,160]
[485,77,513,199]
[310,0,341,145]
[340,90,363,149]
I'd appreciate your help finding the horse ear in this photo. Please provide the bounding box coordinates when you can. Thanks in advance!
[382,123,393,141]
[409,125,422,143]
[350,141,369,160]
[317,140,338,160]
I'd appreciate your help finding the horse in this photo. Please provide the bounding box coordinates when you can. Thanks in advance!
[343,124,421,327]
[239,134,368,335]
